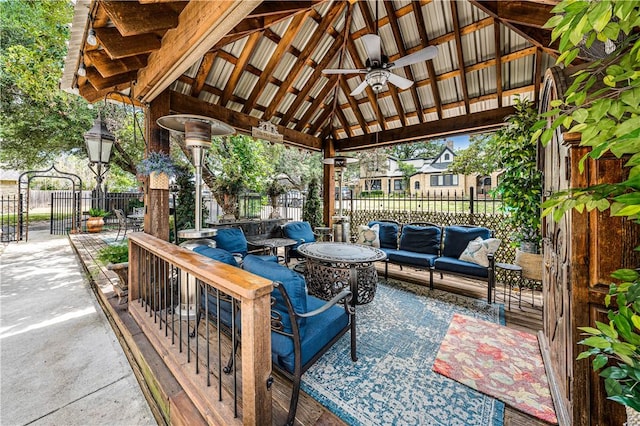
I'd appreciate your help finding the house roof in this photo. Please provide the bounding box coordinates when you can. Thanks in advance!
[62,0,562,153]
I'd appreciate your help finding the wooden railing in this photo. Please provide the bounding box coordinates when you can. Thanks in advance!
[127,232,273,425]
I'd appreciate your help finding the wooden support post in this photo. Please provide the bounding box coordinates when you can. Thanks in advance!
[323,138,336,226]
[144,90,170,240]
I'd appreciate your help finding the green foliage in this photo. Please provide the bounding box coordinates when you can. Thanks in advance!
[577,269,640,411]
[136,152,176,176]
[449,133,500,176]
[535,0,640,225]
[174,165,196,231]
[97,243,129,265]
[398,162,416,193]
[490,96,543,248]
[88,208,109,217]
[360,190,384,198]
[302,177,323,228]
[387,140,445,160]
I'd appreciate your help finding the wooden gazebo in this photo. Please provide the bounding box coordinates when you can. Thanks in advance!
[62,1,632,425]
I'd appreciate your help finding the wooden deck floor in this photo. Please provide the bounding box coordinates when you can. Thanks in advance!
[69,231,547,426]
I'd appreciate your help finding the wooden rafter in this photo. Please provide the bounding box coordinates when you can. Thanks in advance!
[534,47,542,104]
[262,2,346,120]
[220,32,262,106]
[191,51,218,98]
[450,1,470,114]
[101,1,178,37]
[493,18,503,107]
[95,27,161,60]
[248,1,319,18]
[336,106,516,151]
[411,1,443,120]
[241,12,309,114]
[85,50,147,78]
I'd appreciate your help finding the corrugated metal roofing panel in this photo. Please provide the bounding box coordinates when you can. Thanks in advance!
[257,83,279,110]
[378,95,394,118]
[455,0,476,28]
[416,85,434,109]
[292,15,318,52]
[397,12,421,49]
[235,73,259,100]
[294,101,311,121]
[226,101,244,112]
[424,1,451,38]
[223,37,248,58]
[443,106,465,118]
[407,115,420,126]
[207,58,234,91]
[171,80,191,96]
[360,103,376,124]
[250,38,277,69]
[432,40,456,74]
[309,76,331,99]
[311,33,338,65]
[349,1,366,33]
[410,61,429,82]
[273,52,297,82]
[466,70,480,99]
[503,26,531,53]
[438,78,460,104]
[505,56,534,88]
[424,111,439,122]
[271,16,294,38]
[379,25,398,57]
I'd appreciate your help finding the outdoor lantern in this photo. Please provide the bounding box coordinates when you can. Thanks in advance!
[84,117,115,164]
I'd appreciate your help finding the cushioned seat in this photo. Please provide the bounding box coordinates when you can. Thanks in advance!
[387,249,439,268]
[368,220,399,249]
[282,221,316,261]
[213,227,278,262]
[434,256,489,278]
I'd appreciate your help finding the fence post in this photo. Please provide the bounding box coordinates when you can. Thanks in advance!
[469,186,475,216]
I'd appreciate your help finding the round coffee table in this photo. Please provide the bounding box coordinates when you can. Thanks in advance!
[297,242,386,304]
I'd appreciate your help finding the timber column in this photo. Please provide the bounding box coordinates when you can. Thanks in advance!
[323,137,336,227]
[144,90,170,240]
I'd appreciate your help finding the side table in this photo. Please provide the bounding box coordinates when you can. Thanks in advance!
[495,262,523,310]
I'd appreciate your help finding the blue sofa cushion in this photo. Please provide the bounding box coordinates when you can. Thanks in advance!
[368,221,399,249]
[242,255,308,335]
[434,256,489,278]
[193,246,239,267]
[399,225,441,255]
[200,291,235,328]
[442,226,491,258]
[282,221,316,250]
[271,294,348,373]
[214,228,249,257]
[387,249,438,268]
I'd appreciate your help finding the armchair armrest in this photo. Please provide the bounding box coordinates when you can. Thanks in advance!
[296,288,353,318]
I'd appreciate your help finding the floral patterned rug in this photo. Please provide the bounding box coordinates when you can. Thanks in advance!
[433,314,558,424]
[300,279,505,425]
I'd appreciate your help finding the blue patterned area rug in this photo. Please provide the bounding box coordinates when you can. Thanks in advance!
[301,278,505,426]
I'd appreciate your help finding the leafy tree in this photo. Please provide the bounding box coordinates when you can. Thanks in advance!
[356,148,389,191]
[398,162,416,193]
[449,134,499,176]
[387,140,445,159]
[267,143,323,189]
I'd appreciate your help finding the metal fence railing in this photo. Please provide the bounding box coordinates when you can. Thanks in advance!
[0,194,22,242]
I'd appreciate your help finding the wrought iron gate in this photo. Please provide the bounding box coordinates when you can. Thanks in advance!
[0,194,22,242]
[50,191,82,235]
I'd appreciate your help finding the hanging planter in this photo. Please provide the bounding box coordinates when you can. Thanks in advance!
[149,171,169,190]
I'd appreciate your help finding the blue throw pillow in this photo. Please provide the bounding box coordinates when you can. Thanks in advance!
[282,221,316,249]
[399,225,441,254]
[368,221,399,249]
[242,254,308,336]
[442,226,491,258]
[193,246,239,267]
[214,228,248,257]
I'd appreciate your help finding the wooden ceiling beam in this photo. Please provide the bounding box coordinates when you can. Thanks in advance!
[101,1,178,36]
[493,18,503,108]
[135,0,260,102]
[220,32,262,106]
[86,68,137,91]
[263,2,346,119]
[191,51,217,98]
[412,1,443,120]
[241,12,309,114]
[534,47,542,104]
[95,27,161,59]
[170,91,321,150]
[478,1,555,28]
[336,106,515,151]
[247,2,319,18]
[382,1,423,124]
[78,80,132,103]
[85,50,147,78]
[450,1,471,114]
[281,33,343,124]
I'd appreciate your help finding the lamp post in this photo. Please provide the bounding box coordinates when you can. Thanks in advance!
[323,156,358,242]
[84,114,114,211]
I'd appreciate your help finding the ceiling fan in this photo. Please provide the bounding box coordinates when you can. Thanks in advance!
[322,34,438,96]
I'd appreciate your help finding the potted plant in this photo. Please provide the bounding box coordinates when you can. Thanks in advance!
[577,269,640,422]
[136,151,176,190]
[97,243,129,303]
[86,208,109,233]
[266,179,286,218]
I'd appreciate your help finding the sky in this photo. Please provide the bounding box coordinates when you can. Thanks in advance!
[449,134,470,150]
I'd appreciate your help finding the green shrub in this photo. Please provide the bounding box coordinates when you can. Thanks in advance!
[97,243,129,264]
[88,208,109,217]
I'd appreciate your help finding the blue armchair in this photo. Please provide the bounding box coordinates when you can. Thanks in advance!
[281,221,316,262]
[214,227,277,263]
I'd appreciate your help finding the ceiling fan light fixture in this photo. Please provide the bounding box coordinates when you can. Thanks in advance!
[366,70,390,92]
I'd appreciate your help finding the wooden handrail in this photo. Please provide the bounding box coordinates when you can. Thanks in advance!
[127,232,273,425]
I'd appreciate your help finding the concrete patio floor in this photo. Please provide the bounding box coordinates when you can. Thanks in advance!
[0,229,156,426]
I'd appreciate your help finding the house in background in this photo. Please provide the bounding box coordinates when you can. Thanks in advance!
[0,169,20,195]
[358,143,500,197]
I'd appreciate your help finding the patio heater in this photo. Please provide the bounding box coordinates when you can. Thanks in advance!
[157,114,235,319]
[323,156,358,242]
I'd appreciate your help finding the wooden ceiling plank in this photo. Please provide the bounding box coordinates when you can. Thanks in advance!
[336,106,516,150]
[241,12,309,114]
[79,81,132,103]
[170,90,321,150]
[338,76,369,132]
[136,0,261,102]
[382,1,424,124]
[191,51,218,98]
[263,2,346,119]
[281,33,343,124]
[248,2,317,18]
[494,18,503,108]
[412,1,443,120]
[86,50,147,78]
[492,1,555,28]
[220,32,262,106]
[101,1,178,36]
[294,75,338,132]
[86,68,138,91]
[450,0,471,114]
[95,27,161,59]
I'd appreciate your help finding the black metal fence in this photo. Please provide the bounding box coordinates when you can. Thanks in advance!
[0,194,22,242]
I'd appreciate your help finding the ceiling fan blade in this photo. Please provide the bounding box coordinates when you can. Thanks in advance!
[387,73,414,90]
[350,80,369,97]
[387,46,438,69]
[322,68,367,75]
[361,34,382,64]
